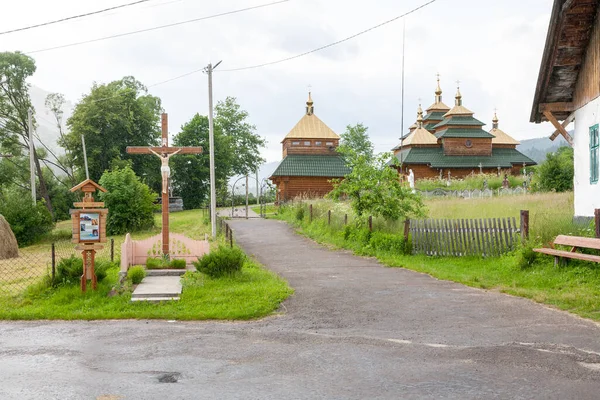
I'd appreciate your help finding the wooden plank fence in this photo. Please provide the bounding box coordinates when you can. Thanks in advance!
[410,217,520,257]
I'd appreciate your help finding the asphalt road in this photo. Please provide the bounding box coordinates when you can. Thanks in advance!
[1,218,600,399]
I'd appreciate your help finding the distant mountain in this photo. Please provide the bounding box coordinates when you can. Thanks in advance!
[517,133,571,164]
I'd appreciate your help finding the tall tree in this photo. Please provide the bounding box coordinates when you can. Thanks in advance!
[0,51,53,214]
[338,123,374,162]
[533,146,574,192]
[215,97,265,176]
[64,76,162,191]
[171,114,232,209]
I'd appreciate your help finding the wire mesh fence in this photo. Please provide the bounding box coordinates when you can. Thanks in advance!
[0,239,116,303]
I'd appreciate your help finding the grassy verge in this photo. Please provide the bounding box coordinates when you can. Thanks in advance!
[0,257,292,320]
[275,194,600,322]
[1,210,293,320]
[250,204,278,216]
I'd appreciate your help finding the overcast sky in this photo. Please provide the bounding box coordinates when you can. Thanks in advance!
[2,0,556,163]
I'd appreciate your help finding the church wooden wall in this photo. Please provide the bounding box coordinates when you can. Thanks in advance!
[574,8,600,108]
[272,176,338,202]
[443,138,492,156]
[282,139,339,157]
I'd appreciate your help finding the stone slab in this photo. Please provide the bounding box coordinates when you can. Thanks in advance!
[131,276,182,300]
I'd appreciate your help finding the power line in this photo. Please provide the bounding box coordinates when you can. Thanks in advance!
[0,0,153,36]
[26,0,291,54]
[219,0,437,72]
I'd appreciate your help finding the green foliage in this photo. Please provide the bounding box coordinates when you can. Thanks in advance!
[295,205,305,221]
[194,245,245,278]
[517,243,539,270]
[215,96,266,176]
[99,166,156,234]
[338,123,374,161]
[171,114,232,210]
[329,150,425,222]
[64,76,163,191]
[0,187,54,246]
[146,257,187,269]
[369,231,408,254]
[53,255,111,286]
[531,146,573,192]
[416,173,526,191]
[127,266,146,284]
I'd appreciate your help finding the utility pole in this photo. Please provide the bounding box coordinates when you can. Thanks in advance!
[256,169,259,206]
[245,174,249,219]
[81,135,90,179]
[205,61,222,239]
[399,19,406,174]
[28,108,36,205]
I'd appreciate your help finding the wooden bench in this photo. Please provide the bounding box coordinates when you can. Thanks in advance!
[533,235,600,265]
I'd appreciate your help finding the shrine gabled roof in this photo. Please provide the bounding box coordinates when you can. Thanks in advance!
[392,147,536,168]
[270,154,350,177]
[435,128,495,139]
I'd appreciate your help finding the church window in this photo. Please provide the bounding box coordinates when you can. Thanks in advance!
[292,141,300,146]
[325,142,333,146]
[315,141,322,146]
[304,141,311,146]
[465,139,472,148]
[591,124,599,184]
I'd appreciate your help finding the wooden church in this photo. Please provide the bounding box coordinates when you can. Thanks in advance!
[270,93,350,202]
[393,79,535,179]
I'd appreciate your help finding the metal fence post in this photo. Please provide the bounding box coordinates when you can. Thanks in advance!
[110,238,114,262]
[51,243,56,282]
[520,210,529,242]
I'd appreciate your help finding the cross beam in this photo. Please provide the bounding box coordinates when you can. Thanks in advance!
[126,113,203,256]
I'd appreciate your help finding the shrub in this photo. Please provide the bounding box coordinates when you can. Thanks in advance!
[127,266,146,284]
[369,232,407,253]
[99,166,157,234]
[170,259,187,269]
[193,245,245,278]
[146,257,163,269]
[295,206,305,221]
[517,243,539,270]
[0,188,54,246]
[53,255,111,285]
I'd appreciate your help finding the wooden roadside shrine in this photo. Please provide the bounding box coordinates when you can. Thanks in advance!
[70,179,108,292]
[126,113,202,257]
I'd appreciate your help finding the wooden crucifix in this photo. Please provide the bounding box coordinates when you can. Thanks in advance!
[126,113,202,257]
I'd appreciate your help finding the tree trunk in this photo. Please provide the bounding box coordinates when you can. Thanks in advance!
[32,143,53,216]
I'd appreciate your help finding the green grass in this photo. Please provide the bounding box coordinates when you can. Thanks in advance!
[275,193,600,322]
[0,257,293,320]
[250,204,278,216]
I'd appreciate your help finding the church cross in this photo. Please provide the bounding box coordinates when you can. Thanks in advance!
[456,79,461,88]
[126,113,203,256]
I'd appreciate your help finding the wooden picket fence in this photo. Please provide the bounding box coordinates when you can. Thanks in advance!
[410,217,521,257]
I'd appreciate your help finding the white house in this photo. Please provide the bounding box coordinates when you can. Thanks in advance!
[531,0,600,220]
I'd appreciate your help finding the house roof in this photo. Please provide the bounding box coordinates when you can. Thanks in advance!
[270,154,350,178]
[530,0,600,123]
[393,147,536,168]
[283,93,339,141]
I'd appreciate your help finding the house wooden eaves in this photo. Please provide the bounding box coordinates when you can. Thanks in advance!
[530,0,600,145]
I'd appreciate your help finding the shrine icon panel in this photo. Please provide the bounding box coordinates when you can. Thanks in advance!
[71,209,108,244]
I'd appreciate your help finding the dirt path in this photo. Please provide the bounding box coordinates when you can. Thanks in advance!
[0,218,599,399]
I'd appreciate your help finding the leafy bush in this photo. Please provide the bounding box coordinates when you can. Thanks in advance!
[127,266,146,284]
[517,243,539,270]
[193,245,245,278]
[170,259,187,269]
[146,257,187,269]
[531,146,573,193]
[369,232,408,254]
[53,255,111,285]
[295,206,305,221]
[99,166,157,234]
[0,188,54,246]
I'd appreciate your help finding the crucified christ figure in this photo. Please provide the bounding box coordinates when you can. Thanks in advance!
[149,148,182,194]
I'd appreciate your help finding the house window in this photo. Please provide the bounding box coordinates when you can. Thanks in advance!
[315,141,322,146]
[304,141,311,146]
[591,124,599,184]
[292,141,300,146]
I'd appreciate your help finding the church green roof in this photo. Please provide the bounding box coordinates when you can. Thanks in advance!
[393,147,536,168]
[433,115,485,129]
[270,154,350,177]
[423,111,446,122]
[435,128,495,139]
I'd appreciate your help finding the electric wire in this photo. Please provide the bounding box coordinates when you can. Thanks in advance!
[26,0,290,54]
[0,0,153,36]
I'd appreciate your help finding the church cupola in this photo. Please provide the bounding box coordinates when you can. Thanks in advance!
[492,110,499,129]
[306,92,314,115]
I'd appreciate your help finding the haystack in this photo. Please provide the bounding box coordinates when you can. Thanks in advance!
[0,214,19,260]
